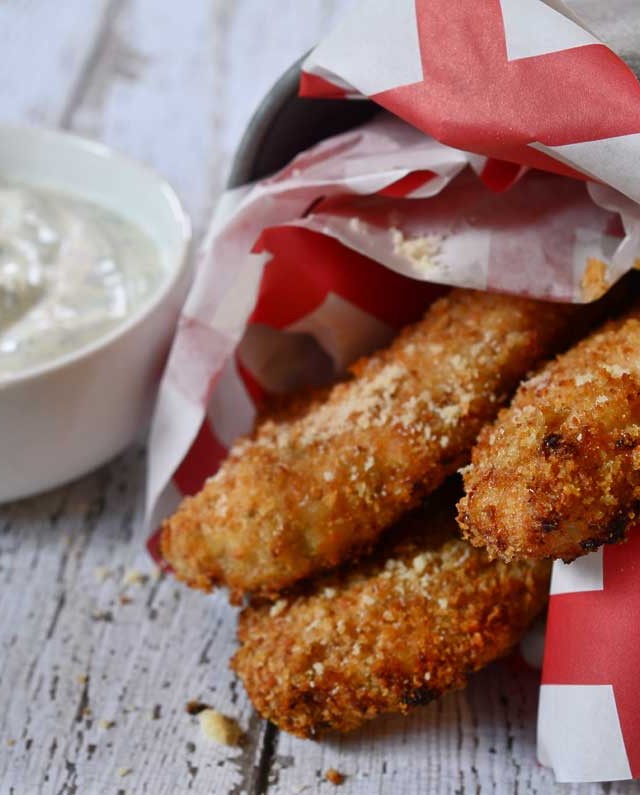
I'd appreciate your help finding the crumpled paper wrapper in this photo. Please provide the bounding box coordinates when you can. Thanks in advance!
[147,0,640,782]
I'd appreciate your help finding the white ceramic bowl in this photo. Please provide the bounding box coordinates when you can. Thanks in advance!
[0,125,190,502]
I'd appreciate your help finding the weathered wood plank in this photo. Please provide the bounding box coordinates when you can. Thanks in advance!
[0,447,267,794]
[66,0,348,236]
[0,0,115,125]
[66,0,224,235]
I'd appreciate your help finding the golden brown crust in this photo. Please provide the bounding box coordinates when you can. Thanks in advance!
[231,502,550,737]
[458,306,640,562]
[160,288,581,597]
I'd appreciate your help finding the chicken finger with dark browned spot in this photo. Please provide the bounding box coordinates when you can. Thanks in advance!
[458,302,640,562]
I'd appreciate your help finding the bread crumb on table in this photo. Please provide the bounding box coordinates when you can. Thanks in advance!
[185,700,210,715]
[91,610,113,622]
[94,566,112,582]
[121,568,149,587]
[325,768,346,785]
[198,709,243,746]
[117,767,131,778]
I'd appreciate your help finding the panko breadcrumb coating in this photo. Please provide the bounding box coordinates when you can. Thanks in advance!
[458,304,640,562]
[232,499,550,737]
[161,288,581,598]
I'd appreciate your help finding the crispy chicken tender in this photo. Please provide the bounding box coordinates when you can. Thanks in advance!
[458,304,640,562]
[232,500,550,737]
[161,288,583,597]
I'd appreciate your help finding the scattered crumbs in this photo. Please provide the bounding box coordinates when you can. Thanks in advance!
[312,662,325,676]
[91,610,113,622]
[82,707,92,718]
[185,700,210,716]
[6,739,15,747]
[99,719,115,730]
[117,767,131,778]
[390,227,443,274]
[76,674,89,685]
[94,566,112,582]
[121,569,149,587]
[292,362,408,447]
[325,768,346,786]
[119,595,133,605]
[348,216,365,233]
[323,471,335,482]
[424,671,432,682]
[198,709,243,746]
[581,257,608,301]
[574,372,594,387]
[323,587,337,599]
[269,599,288,617]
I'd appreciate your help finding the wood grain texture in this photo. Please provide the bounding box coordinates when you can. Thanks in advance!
[1,1,639,793]
[0,447,267,794]
[0,0,115,126]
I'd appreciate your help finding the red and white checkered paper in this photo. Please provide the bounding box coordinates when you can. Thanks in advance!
[147,0,640,781]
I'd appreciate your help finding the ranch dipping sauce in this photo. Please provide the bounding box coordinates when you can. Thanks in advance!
[0,180,165,380]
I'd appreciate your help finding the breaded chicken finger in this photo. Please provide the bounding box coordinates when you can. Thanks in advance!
[161,288,594,598]
[458,302,640,562]
[232,496,550,737]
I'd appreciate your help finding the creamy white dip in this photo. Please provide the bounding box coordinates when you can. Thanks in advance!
[0,181,165,379]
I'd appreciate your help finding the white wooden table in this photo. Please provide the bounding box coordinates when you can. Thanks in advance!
[1,2,639,793]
